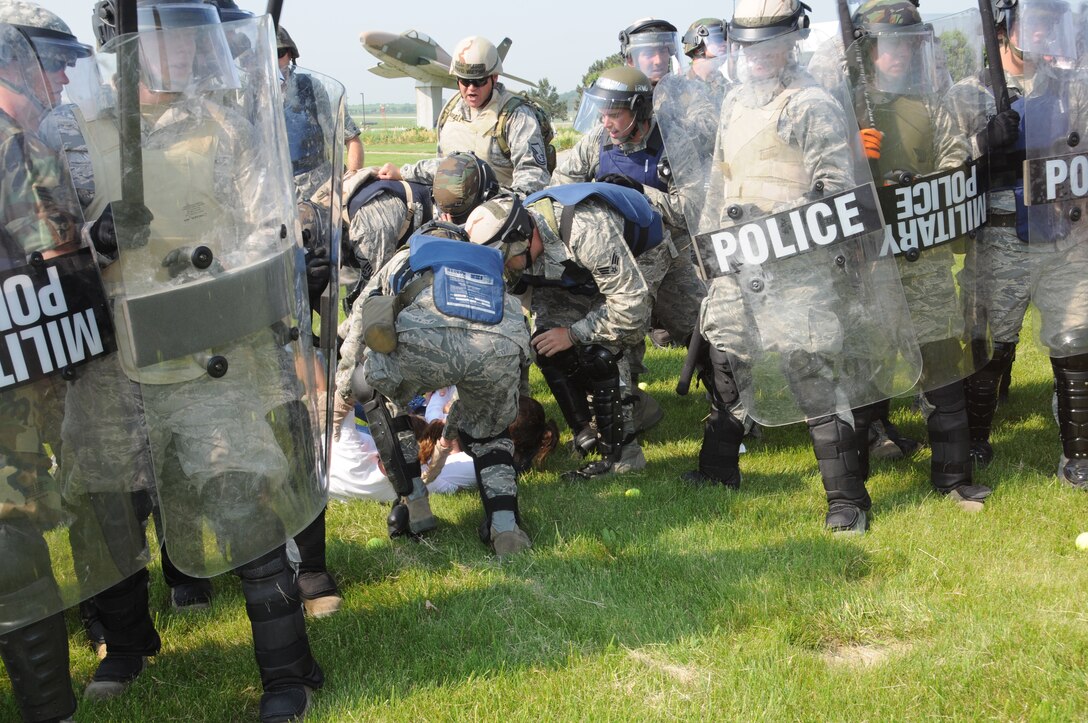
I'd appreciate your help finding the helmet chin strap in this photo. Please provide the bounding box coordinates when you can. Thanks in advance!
[613,115,638,143]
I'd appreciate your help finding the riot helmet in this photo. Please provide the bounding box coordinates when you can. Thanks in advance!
[415,219,470,242]
[619,17,685,83]
[449,36,502,79]
[729,0,811,84]
[573,66,653,142]
[464,193,534,274]
[205,0,253,22]
[996,0,1077,65]
[852,0,939,94]
[682,18,728,58]
[93,0,240,94]
[277,24,298,61]
[0,2,92,112]
[432,152,500,224]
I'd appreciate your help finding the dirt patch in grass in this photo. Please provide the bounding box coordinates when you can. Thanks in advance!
[822,642,910,668]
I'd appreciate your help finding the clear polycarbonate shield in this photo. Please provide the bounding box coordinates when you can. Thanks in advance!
[71,15,326,577]
[998,0,1088,357]
[655,58,921,426]
[573,86,641,134]
[288,66,345,476]
[843,10,992,391]
[0,26,153,633]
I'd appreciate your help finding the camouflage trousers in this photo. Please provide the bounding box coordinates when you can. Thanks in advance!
[963,234,1088,355]
[364,326,526,500]
[631,240,707,377]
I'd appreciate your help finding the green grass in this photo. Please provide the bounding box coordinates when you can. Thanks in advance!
[4,337,1088,721]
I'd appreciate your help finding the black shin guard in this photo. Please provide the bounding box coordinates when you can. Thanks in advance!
[237,547,324,694]
[460,430,521,543]
[1053,354,1088,488]
[583,346,623,464]
[963,341,1016,458]
[535,342,594,454]
[690,346,744,486]
[925,383,975,491]
[851,402,882,482]
[294,508,339,599]
[0,614,76,722]
[808,414,871,526]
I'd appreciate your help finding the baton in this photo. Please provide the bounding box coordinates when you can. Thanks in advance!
[117,0,142,206]
[978,0,1011,112]
[676,331,706,396]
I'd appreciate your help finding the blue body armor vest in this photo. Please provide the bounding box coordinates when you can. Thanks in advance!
[393,234,506,324]
[597,125,668,192]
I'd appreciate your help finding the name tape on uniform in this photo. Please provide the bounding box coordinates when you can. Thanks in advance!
[0,248,115,391]
[693,184,883,278]
[876,161,987,258]
[1025,150,1088,205]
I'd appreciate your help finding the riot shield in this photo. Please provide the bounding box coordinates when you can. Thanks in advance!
[287,66,344,472]
[0,26,153,633]
[71,14,326,577]
[655,53,921,426]
[842,11,991,391]
[1009,0,1088,358]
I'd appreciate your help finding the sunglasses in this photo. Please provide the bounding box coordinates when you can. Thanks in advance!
[457,76,490,88]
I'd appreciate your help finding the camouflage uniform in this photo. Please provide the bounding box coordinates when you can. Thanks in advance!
[335,246,530,513]
[944,71,1088,347]
[524,196,653,445]
[347,189,408,275]
[552,121,706,349]
[945,68,1088,477]
[400,82,549,194]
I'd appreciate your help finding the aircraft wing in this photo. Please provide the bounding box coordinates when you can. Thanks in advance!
[368,63,408,79]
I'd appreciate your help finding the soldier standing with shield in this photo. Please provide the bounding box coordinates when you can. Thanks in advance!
[946,0,1088,488]
[842,1,993,509]
[656,0,923,532]
[0,5,158,719]
[78,2,325,718]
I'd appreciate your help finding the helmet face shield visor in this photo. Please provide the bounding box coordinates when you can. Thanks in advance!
[858,24,939,94]
[135,21,239,93]
[625,31,687,82]
[574,85,642,134]
[1010,1,1077,66]
[730,33,799,83]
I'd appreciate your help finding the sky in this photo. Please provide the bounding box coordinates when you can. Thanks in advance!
[47,0,981,107]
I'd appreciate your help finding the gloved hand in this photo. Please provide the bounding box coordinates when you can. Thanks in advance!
[90,200,153,256]
[598,173,645,194]
[860,128,883,160]
[979,108,1021,152]
[331,394,354,441]
[421,437,453,484]
[306,247,331,309]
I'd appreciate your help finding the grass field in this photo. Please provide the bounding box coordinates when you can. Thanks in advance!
[6,331,1087,721]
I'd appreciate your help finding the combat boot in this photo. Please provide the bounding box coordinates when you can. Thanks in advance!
[632,389,665,434]
[85,568,161,701]
[294,509,343,618]
[491,525,532,558]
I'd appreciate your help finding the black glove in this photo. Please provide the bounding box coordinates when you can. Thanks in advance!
[90,200,153,256]
[978,108,1021,153]
[598,173,645,195]
[306,247,331,309]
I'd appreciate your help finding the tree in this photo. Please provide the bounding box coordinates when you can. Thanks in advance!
[525,77,567,121]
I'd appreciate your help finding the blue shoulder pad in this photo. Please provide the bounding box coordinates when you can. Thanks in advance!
[407,235,506,324]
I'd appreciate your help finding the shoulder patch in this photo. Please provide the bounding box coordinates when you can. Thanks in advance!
[529,140,547,169]
[594,251,620,277]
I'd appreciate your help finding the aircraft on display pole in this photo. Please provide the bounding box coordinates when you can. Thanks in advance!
[359,29,536,128]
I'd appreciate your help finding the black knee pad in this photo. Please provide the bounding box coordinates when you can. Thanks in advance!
[704,345,740,410]
[580,345,620,383]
